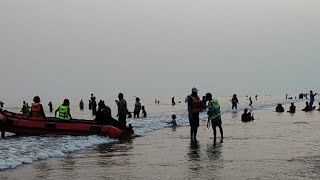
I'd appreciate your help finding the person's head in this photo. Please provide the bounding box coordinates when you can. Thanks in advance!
[118,93,123,100]
[244,108,248,113]
[310,90,313,94]
[306,101,309,105]
[98,100,102,107]
[136,97,140,102]
[205,93,212,101]
[172,114,176,120]
[33,96,41,103]
[81,100,83,102]
[63,99,70,106]
[291,103,294,106]
[91,94,93,96]
[277,103,282,107]
[191,87,198,95]
[202,96,206,100]
[233,94,237,98]
[23,101,26,104]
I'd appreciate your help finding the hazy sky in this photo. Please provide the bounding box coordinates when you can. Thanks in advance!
[1,0,319,100]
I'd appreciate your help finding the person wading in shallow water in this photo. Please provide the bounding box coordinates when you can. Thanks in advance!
[187,87,201,142]
[206,93,223,144]
[116,93,127,126]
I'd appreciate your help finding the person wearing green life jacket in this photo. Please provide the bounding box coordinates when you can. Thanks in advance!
[55,99,72,120]
[206,93,223,144]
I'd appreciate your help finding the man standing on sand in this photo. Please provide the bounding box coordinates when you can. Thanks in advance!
[116,93,128,126]
[187,87,201,142]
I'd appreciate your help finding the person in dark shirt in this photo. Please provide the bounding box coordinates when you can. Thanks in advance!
[172,97,176,106]
[231,94,239,110]
[318,102,320,111]
[249,96,253,107]
[95,100,112,124]
[276,104,284,112]
[201,96,207,111]
[79,100,84,110]
[167,114,177,126]
[92,98,97,116]
[89,100,92,110]
[288,103,296,113]
[48,101,53,112]
[241,109,254,122]
[141,106,147,118]
[302,101,312,112]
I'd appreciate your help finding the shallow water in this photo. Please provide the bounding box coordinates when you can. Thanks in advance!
[0,95,304,171]
[2,104,320,179]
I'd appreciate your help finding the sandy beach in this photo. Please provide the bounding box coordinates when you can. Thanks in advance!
[1,102,320,180]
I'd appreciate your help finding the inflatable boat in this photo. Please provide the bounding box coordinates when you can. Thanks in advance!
[0,109,133,139]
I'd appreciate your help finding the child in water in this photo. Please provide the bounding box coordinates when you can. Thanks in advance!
[141,106,147,118]
[167,114,177,126]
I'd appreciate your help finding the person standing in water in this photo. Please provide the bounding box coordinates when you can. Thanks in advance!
[116,93,127,126]
[187,87,201,142]
[141,105,147,118]
[201,96,207,111]
[21,101,30,115]
[249,96,253,107]
[255,95,258,101]
[134,97,142,118]
[0,101,4,108]
[231,94,239,110]
[89,100,92,110]
[172,97,176,106]
[79,100,84,110]
[91,97,97,116]
[206,93,223,144]
[48,101,53,112]
[309,90,317,107]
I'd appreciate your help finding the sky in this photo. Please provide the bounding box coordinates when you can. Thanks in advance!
[0,0,320,101]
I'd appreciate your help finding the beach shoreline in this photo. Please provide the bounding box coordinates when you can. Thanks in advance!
[2,101,320,179]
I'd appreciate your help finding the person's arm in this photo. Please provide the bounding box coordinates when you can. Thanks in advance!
[40,105,46,118]
[187,96,193,114]
[68,107,72,120]
[207,117,210,128]
[55,108,59,117]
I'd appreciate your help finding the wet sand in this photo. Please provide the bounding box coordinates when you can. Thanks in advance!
[2,104,320,179]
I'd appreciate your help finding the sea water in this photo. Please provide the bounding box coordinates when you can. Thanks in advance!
[0,95,301,170]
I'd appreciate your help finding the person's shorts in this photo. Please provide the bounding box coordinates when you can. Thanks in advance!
[211,117,222,127]
[189,113,199,127]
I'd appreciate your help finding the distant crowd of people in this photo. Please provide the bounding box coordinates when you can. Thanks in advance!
[1,89,318,144]
[276,90,318,113]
